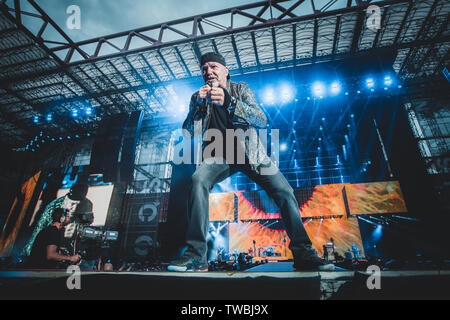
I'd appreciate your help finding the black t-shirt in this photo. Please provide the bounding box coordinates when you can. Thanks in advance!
[204,88,245,163]
[208,102,233,133]
[28,225,62,269]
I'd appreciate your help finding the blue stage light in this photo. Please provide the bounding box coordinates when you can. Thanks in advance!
[373,224,383,240]
[384,75,393,86]
[263,87,275,105]
[85,107,92,115]
[280,84,295,104]
[312,82,326,97]
[46,114,52,122]
[33,116,39,124]
[280,143,287,152]
[366,78,375,88]
[72,109,78,117]
[330,81,341,95]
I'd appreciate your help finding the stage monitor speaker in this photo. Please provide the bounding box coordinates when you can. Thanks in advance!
[120,110,144,183]
[90,113,128,182]
[119,193,161,260]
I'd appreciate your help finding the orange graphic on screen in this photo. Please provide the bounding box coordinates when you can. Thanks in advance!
[303,217,365,258]
[229,221,293,259]
[298,183,349,218]
[236,191,281,220]
[346,181,407,215]
[236,183,349,220]
[229,217,365,260]
[209,192,235,221]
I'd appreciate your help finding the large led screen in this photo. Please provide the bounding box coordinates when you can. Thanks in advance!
[346,181,407,215]
[228,216,365,260]
[209,192,235,222]
[236,183,349,220]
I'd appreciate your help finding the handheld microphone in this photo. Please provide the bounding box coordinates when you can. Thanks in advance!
[202,81,219,113]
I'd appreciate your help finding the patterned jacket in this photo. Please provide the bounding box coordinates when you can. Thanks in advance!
[22,196,65,256]
[182,80,272,172]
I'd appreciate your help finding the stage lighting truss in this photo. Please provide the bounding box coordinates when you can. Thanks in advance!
[0,0,447,147]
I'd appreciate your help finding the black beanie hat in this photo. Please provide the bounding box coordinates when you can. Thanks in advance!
[200,52,230,79]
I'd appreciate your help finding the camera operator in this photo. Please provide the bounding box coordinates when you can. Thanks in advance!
[27,208,81,269]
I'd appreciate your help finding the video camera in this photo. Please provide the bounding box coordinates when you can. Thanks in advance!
[80,227,119,243]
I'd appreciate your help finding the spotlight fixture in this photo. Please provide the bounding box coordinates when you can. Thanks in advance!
[384,75,393,86]
[312,81,326,97]
[263,87,275,105]
[280,84,295,104]
[330,81,341,95]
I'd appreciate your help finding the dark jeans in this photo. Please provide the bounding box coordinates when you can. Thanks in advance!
[184,160,312,262]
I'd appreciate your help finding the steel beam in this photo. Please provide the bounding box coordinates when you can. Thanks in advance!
[47,0,410,65]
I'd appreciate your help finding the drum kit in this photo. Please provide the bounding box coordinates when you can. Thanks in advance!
[216,243,282,263]
[261,244,281,257]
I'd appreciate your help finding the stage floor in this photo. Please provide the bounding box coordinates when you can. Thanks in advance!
[1,265,449,299]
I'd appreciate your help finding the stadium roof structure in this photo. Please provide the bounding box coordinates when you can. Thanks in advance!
[0,0,449,147]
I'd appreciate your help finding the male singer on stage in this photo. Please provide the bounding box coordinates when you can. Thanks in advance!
[167,52,334,272]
